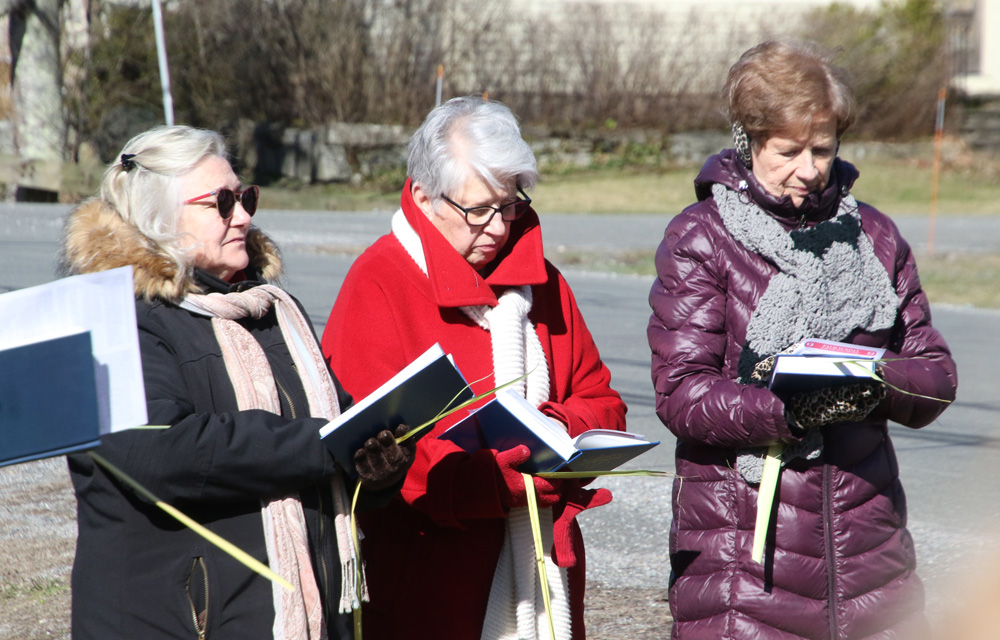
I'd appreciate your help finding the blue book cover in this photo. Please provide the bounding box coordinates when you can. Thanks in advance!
[320,344,473,478]
[0,331,102,467]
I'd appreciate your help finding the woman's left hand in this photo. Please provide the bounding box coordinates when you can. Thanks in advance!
[353,424,416,491]
[786,381,886,429]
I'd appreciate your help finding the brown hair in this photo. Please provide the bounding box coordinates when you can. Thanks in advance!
[724,40,855,143]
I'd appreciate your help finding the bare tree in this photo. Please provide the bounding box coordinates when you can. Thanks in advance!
[65,0,949,165]
[6,0,81,196]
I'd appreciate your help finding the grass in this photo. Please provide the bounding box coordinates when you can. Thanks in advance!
[532,171,696,215]
[849,156,1000,216]
[260,151,1000,217]
[63,146,1000,308]
[254,181,401,212]
[258,151,1000,309]
[548,248,1000,310]
[0,577,68,602]
[914,252,1000,309]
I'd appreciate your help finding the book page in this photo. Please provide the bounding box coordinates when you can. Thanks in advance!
[494,389,577,460]
[572,429,652,450]
[772,356,876,377]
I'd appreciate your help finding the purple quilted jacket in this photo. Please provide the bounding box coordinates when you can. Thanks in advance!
[647,150,958,640]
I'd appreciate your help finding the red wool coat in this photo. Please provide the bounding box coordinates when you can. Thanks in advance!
[321,182,627,639]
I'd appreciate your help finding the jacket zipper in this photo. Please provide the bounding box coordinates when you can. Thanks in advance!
[276,377,297,419]
[823,464,839,640]
[186,557,210,640]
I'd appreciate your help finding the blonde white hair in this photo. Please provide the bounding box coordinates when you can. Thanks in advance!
[99,125,228,271]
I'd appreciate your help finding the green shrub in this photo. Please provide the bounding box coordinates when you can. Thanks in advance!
[798,0,947,140]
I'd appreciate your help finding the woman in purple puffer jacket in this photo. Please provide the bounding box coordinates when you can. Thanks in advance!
[647,41,957,640]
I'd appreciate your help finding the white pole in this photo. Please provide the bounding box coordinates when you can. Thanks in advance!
[151,0,174,126]
[435,65,443,106]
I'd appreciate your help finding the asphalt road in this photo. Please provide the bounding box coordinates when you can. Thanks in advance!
[1,203,998,633]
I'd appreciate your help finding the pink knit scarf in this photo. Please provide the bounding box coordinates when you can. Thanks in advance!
[184,284,352,640]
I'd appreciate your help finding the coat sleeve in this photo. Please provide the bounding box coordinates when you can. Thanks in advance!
[93,304,340,507]
[534,266,627,439]
[647,211,795,448]
[867,217,958,427]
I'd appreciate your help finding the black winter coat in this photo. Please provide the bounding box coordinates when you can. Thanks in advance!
[62,199,376,639]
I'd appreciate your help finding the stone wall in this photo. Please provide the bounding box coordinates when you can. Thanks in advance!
[222,120,411,186]
[230,121,735,185]
[959,101,1000,152]
[235,121,971,186]
[10,120,972,202]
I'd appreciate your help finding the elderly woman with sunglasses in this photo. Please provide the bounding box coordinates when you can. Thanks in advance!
[320,96,627,640]
[60,125,414,640]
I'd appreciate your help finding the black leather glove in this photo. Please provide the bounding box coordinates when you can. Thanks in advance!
[353,424,416,491]
[786,381,886,429]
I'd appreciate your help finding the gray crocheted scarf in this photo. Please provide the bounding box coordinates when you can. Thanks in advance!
[711,183,897,481]
[713,183,897,382]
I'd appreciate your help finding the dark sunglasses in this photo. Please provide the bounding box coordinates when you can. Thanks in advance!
[185,185,260,219]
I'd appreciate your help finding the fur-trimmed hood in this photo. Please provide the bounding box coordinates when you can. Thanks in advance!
[60,198,283,302]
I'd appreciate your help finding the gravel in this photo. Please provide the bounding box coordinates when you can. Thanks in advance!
[0,458,672,639]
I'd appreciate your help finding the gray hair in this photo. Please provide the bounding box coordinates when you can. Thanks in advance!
[407,96,538,202]
[99,125,228,270]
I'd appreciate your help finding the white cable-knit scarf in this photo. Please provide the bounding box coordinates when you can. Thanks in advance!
[392,210,572,640]
[182,284,364,640]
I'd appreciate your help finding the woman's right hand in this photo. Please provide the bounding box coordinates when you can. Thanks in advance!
[353,424,416,491]
[494,445,563,509]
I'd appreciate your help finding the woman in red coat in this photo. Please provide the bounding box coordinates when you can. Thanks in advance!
[321,97,627,639]
[647,41,957,639]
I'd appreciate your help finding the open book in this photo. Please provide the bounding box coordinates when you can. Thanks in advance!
[438,388,657,474]
[320,344,473,478]
[0,267,147,467]
[769,339,885,397]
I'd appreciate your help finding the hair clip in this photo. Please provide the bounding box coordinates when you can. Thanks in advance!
[731,123,752,169]
[120,153,137,172]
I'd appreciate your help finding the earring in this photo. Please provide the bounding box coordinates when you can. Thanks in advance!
[732,123,752,169]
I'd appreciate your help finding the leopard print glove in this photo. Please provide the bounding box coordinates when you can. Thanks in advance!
[749,344,803,387]
[750,355,777,386]
[786,381,886,429]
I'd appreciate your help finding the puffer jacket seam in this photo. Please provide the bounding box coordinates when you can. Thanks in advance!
[823,463,840,640]
[724,469,738,638]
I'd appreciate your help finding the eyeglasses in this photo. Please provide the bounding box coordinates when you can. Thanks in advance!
[440,186,531,227]
[185,185,260,219]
